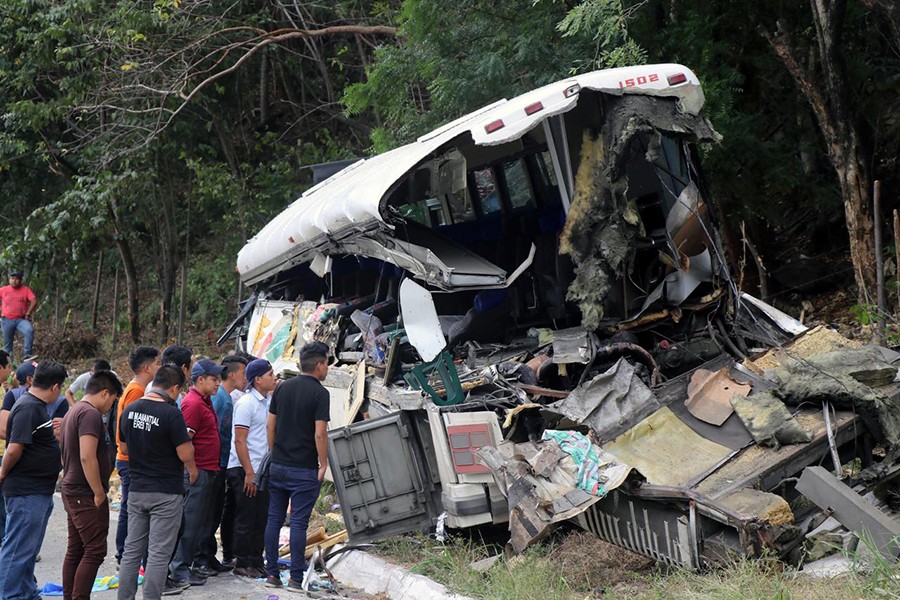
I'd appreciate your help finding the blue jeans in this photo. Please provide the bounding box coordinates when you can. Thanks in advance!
[264,463,321,581]
[0,494,53,600]
[0,494,6,542]
[0,318,33,358]
[115,460,131,563]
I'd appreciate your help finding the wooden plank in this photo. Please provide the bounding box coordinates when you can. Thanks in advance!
[345,360,367,426]
[304,530,349,559]
[797,466,900,557]
[279,526,327,556]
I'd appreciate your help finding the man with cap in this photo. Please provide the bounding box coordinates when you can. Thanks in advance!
[169,358,224,586]
[0,271,37,359]
[197,355,248,572]
[0,360,37,436]
[228,358,276,578]
[264,342,331,591]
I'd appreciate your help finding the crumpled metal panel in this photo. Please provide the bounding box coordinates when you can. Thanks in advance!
[550,358,658,440]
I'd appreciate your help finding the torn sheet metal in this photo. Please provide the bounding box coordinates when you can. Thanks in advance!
[685,366,750,426]
[629,248,714,321]
[603,406,733,487]
[551,327,596,364]
[549,358,658,441]
[729,392,811,448]
[478,436,632,554]
[478,444,600,553]
[740,293,807,336]
[399,279,445,362]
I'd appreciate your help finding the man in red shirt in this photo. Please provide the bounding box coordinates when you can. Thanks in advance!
[168,359,224,586]
[0,271,37,359]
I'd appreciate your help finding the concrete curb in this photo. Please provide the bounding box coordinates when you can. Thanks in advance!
[328,547,474,600]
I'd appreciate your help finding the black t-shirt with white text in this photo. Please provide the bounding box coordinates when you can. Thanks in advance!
[121,397,191,496]
[270,375,330,469]
[3,392,62,496]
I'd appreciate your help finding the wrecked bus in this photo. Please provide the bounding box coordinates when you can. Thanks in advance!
[226,64,900,569]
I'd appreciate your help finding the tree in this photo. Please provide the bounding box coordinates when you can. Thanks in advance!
[344,0,643,150]
[760,0,876,303]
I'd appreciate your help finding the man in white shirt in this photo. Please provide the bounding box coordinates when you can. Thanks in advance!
[227,359,276,578]
[65,360,118,407]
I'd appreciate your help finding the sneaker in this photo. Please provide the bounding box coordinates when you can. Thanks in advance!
[183,572,206,586]
[161,579,186,596]
[286,578,305,593]
[232,566,259,578]
[210,559,232,573]
[265,575,283,588]
[191,565,218,578]
[167,577,191,591]
[221,558,235,569]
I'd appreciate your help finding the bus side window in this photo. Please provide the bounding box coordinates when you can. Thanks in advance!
[502,158,536,211]
[473,167,502,215]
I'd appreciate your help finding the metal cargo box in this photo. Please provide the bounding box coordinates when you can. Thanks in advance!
[327,411,441,542]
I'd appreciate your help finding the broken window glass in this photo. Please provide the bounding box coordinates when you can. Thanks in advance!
[530,151,562,206]
[503,158,536,210]
[473,167,502,215]
[654,134,689,212]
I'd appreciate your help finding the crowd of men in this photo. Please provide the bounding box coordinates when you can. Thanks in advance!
[0,338,333,600]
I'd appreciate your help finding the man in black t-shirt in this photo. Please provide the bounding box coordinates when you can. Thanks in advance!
[263,342,331,592]
[0,360,67,600]
[117,366,198,600]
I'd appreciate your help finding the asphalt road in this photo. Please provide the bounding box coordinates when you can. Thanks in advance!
[34,494,361,599]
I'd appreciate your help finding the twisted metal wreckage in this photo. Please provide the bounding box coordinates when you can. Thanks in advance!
[224,64,900,569]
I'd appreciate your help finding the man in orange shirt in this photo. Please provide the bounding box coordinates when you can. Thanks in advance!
[113,346,160,566]
[0,271,37,359]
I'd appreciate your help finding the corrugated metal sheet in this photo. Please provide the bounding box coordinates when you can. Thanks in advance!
[237,63,704,285]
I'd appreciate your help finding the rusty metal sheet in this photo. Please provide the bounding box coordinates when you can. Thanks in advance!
[685,367,751,426]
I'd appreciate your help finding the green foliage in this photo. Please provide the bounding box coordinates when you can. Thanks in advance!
[345,0,638,150]
[554,0,646,70]
[849,303,880,326]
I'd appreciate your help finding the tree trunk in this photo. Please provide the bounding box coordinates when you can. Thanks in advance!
[834,139,876,303]
[115,237,141,344]
[762,2,877,303]
[90,251,104,330]
[108,199,141,343]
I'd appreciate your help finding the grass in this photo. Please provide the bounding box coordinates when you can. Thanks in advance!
[372,529,900,600]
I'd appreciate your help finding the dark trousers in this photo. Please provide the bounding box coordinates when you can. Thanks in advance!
[0,492,5,542]
[169,469,217,581]
[264,463,321,581]
[62,494,109,600]
[226,467,268,568]
[198,469,230,566]
[114,459,131,563]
